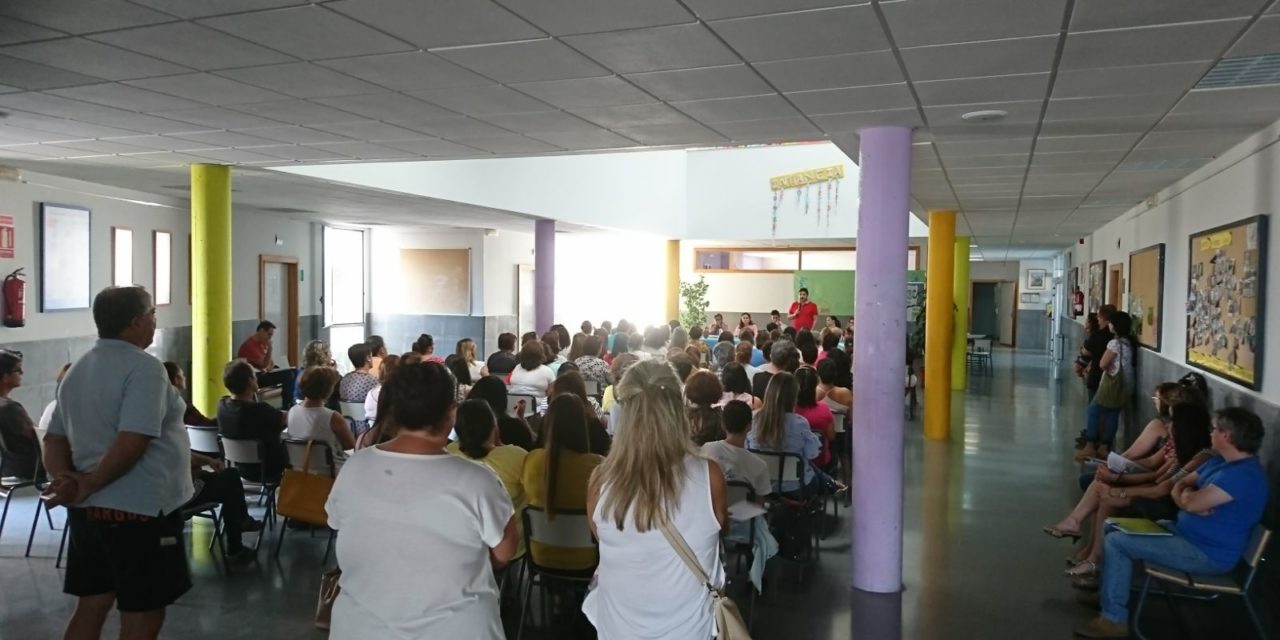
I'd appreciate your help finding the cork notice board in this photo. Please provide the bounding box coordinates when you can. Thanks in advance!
[400,248,471,315]
[1186,215,1268,389]
[1127,243,1164,351]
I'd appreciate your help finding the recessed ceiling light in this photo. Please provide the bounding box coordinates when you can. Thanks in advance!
[960,109,1008,123]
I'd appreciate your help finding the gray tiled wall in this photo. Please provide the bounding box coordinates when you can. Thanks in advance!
[483,315,518,357]
[366,313,488,359]
[1016,310,1051,351]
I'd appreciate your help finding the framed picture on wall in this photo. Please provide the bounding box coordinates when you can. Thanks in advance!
[1026,268,1047,290]
[1088,260,1107,313]
[1128,243,1165,351]
[1020,292,1041,304]
[1185,215,1268,389]
[40,203,92,311]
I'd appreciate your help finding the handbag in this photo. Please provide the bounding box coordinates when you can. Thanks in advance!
[657,520,752,640]
[1092,342,1131,409]
[315,568,341,630]
[276,441,335,526]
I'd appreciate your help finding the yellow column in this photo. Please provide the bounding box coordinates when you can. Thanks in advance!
[191,164,233,416]
[924,210,955,440]
[951,237,971,390]
[666,239,680,322]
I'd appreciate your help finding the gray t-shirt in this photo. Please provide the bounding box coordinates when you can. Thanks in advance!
[47,339,193,516]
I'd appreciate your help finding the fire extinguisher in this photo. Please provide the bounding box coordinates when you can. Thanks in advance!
[1071,288,1085,318]
[3,268,24,328]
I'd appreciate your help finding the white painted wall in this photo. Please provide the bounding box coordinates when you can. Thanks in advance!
[1065,120,1280,400]
[1017,258,1056,310]
[970,261,1019,282]
[556,230,667,329]
[482,230,534,317]
[369,227,485,315]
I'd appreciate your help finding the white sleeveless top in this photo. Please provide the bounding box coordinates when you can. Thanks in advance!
[286,405,347,466]
[583,455,724,640]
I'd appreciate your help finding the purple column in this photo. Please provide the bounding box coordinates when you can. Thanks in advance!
[535,219,555,332]
[852,126,912,593]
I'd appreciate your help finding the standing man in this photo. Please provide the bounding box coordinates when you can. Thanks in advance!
[787,287,819,331]
[43,286,193,640]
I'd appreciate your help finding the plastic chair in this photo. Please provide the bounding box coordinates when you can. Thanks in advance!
[968,337,993,374]
[1132,525,1272,640]
[518,506,598,640]
[723,480,759,629]
[186,425,222,457]
[276,439,337,564]
[221,437,278,529]
[0,449,36,542]
[339,401,365,422]
[178,501,229,575]
[508,394,538,418]
[582,380,602,399]
[748,448,819,565]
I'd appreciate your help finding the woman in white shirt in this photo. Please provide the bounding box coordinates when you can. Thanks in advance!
[363,354,399,424]
[325,361,519,640]
[583,360,728,640]
[287,367,356,468]
[455,338,488,381]
[509,340,556,398]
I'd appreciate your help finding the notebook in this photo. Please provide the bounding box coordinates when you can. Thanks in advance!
[727,500,767,522]
[1105,517,1172,536]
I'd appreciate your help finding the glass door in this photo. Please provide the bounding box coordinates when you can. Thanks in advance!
[323,226,366,375]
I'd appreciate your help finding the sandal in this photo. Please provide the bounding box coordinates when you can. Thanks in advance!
[1066,560,1098,577]
[1042,525,1082,542]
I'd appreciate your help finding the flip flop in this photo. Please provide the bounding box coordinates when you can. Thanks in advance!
[1042,525,1082,542]
[1066,560,1098,577]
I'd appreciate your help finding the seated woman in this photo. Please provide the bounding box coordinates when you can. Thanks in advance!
[684,370,723,445]
[522,394,605,572]
[217,359,288,482]
[455,338,488,381]
[550,370,611,455]
[793,367,836,472]
[599,353,639,414]
[447,355,475,403]
[325,362,518,640]
[363,354,399,424]
[287,366,357,470]
[366,335,388,379]
[574,335,610,387]
[293,339,338,407]
[509,340,556,399]
[716,362,761,410]
[467,376,536,451]
[449,399,528,557]
[747,372,843,496]
[1047,403,1214,575]
[163,361,215,426]
[1072,381,1200,492]
[411,333,446,364]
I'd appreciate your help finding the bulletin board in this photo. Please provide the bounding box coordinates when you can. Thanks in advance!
[1087,260,1107,313]
[1127,243,1165,351]
[794,270,926,317]
[1185,215,1268,389]
[399,248,471,315]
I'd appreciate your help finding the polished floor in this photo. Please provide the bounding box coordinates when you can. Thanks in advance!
[1,349,1274,639]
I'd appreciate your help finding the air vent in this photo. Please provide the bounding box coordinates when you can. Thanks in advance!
[1115,158,1209,172]
[1198,54,1280,88]
[262,206,311,214]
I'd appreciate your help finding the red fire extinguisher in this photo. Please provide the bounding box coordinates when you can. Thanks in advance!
[3,268,25,328]
[1071,288,1085,318]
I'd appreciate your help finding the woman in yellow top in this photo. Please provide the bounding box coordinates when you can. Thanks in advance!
[448,399,529,556]
[522,394,604,571]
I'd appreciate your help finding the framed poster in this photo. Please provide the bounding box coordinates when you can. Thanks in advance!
[1020,292,1041,304]
[1087,260,1107,313]
[1128,243,1165,351]
[40,203,91,311]
[1186,215,1268,389]
[399,248,470,315]
[1026,268,1047,290]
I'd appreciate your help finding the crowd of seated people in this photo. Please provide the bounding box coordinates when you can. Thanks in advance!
[1038,368,1271,639]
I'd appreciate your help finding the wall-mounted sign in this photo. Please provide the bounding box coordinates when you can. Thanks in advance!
[0,215,13,259]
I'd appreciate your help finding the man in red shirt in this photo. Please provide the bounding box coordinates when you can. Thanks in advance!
[237,320,276,370]
[788,287,819,331]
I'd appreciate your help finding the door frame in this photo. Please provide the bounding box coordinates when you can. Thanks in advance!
[259,254,299,368]
[970,278,1018,347]
[1107,264,1124,308]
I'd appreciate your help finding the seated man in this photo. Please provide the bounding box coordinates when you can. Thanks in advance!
[700,401,773,501]
[1077,407,1269,638]
[217,359,287,483]
[238,320,296,409]
[339,343,378,403]
[486,332,518,377]
[0,351,39,480]
[184,451,263,561]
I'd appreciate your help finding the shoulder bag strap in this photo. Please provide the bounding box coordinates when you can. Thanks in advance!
[657,519,713,588]
[301,440,315,474]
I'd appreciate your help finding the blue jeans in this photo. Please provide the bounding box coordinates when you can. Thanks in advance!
[1086,403,1121,445]
[1100,528,1226,623]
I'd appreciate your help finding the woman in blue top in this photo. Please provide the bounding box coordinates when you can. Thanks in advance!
[747,372,846,498]
[1079,407,1269,638]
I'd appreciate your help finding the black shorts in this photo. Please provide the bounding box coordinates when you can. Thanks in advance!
[64,507,191,612]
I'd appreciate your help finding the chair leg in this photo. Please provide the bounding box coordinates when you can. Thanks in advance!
[1241,593,1267,640]
[1131,574,1152,640]
[0,490,13,538]
[44,503,56,530]
[25,499,43,557]
[517,572,535,640]
[56,521,69,568]
[274,517,289,558]
[322,529,336,565]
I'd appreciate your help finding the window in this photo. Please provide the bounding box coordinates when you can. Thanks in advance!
[693,246,920,273]
[154,231,171,305]
[112,227,133,287]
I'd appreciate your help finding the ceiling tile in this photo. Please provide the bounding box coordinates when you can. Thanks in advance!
[246,144,349,161]
[625,64,772,101]
[684,0,869,21]
[565,23,738,74]
[1159,110,1280,130]
[126,0,309,18]
[929,122,1037,140]
[126,73,289,105]
[42,138,155,154]
[476,111,599,133]
[0,0,173,33]
[673,94,798,123]
[712,116,822,140]
[152,105,285,129]
[5,115,152,139]
[189,147,288,163]
[436,39,608,83]
[327,0,544,48]
[925,100,1042,126]
[1229,15,1280,56]
[613,121,726,145]
[526,128,639,149]
[1051,61,1212,99]
[48,83,204,112]
[0,55,103,89]
[216,62,386,99]
[317,120,427,141]
[786,83,914,116]
[238,126,355,144]
[1035,133,1141,152]
[393,116,515,138]
[1124,145,1221,162]
[409,85,554,116]
[314,93,456,121]
[380,137,486,155]
[498,0,693,35]
[915,73,1049,106]
[942,153,1028,168]
[1059,20,1247,69]
[1138,127,1257,149]
[709,5,889,62]
[901,36,1057,82]
[449,134,560,154]
[934,137,1034,156]
[230,100,364,125]
[882,0,1065,48]
[753,50,902,93]
[2,38,190,81]
[318,52,493,92]
[103,135,220,151]
[1171,85,1280,115]
[306,141,421,159]
[90,23,294,71]
[1031,149,1127,166]
[508,76,655,109]
[199,5,413,60]
[812,108,921,133]
[1038,116,1158,136]
[0,17,64,45]
[172,130,280,147]
[1045,93,1181,121]
[570,102,692,129]
[1070,0,1264,32]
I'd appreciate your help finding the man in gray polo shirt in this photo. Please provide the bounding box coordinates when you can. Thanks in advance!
[44,286,193,640]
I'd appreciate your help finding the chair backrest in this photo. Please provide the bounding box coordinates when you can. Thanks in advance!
[973,337,993,353]
[339,401,366,422]
[726,479,755,505]
[823,398,850,429]
[522,505,597,571]
[220,437,263,465]
[748,449,806,495]
[185,426,221,456]
[508,394,537,417]
[283,438,336,477]
[1244,525,1272,569]
[583,380,602,397]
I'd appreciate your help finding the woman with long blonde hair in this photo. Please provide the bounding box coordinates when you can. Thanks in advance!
[455,337,488,381]
[583,360,728,639]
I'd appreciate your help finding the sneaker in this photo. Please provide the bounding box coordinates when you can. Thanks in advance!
[1073,615,1128,638]
[240,518,264,534]
[225,546,257,564]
